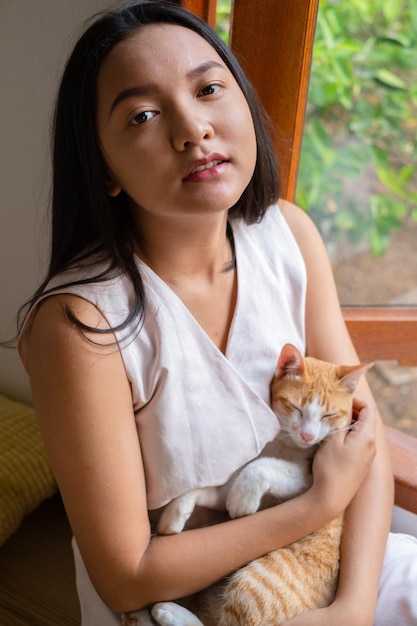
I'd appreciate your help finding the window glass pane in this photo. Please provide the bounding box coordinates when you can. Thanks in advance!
[297,0,417,307]
[297,0,417,436]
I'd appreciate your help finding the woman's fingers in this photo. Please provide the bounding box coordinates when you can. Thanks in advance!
[311,399,377,514]
[346,397,377,453]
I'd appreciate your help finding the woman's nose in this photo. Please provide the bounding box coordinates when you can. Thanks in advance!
[170,106,214,151]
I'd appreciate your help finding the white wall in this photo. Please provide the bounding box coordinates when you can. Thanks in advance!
[0,0,115,403]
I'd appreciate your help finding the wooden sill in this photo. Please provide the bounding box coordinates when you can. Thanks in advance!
[343,307,417,366]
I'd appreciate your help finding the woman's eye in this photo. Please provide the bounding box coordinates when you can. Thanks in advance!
[199,83,221,97]
[130,111,156,126]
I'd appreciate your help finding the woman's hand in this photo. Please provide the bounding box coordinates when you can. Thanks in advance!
[310,397,376,518]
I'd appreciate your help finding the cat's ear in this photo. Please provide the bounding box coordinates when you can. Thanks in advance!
[337,362,374,393]
[275,344,305,378]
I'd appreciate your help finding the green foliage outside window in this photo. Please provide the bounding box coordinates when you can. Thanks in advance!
[216,0,417,256]
[216,0,232,43]
[297,0,417,255]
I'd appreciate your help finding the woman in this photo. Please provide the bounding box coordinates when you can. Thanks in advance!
[17,2,417,624]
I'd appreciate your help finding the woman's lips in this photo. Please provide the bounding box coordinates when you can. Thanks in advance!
[183,155,229,182]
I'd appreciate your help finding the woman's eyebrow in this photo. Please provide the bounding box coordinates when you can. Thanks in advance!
[110,84,157,117]
[109,60,225,117]
[186,59,224,79]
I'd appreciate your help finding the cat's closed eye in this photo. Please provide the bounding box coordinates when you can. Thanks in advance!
[288,401,302,416]
[323,413,338,421]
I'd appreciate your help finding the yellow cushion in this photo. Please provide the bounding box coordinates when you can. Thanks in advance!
[0,394,57,545]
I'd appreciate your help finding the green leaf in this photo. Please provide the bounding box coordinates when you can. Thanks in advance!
[373,69,407,90]
[376,35,411,48]
[382,0,404,22]
[369,228,390,256]
[398,165,415,186]
[334,210,357,230]
[371,146,389,169]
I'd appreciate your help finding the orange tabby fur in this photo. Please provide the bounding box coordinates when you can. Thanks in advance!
[193,517,343,626]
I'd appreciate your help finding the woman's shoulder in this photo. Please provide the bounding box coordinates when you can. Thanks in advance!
[277,199,318,234]
[18,292,113,374]
[277,199,327,260]
[18,258,135,371]
[40,259,136,323]
[232,200,317,241]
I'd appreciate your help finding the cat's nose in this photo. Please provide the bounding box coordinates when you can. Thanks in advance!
[301,431,315,443]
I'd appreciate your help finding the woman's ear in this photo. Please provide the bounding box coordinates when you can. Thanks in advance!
[105,174,122,197]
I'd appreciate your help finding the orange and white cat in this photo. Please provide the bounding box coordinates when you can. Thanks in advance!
[149,344,372,626]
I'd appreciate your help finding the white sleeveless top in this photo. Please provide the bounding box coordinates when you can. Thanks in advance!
[23,205,306,512]
[22,204,307,623]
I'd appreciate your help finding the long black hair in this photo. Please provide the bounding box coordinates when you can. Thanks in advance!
[17,0,280,337]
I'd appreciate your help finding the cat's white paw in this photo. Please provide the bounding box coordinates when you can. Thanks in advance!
[226,468,267,518]
[152,602,204,626]
[156,493,197,535]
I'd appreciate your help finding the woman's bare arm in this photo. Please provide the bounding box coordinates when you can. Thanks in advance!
[283,200,393,625]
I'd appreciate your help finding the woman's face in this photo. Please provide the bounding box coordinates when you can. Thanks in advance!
[96,23,257,223]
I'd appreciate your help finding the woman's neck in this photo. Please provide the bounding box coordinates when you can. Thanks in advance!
[131,210,238,353]
[132,213,234,287]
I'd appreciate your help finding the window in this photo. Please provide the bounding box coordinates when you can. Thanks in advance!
[297,0,417,436]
